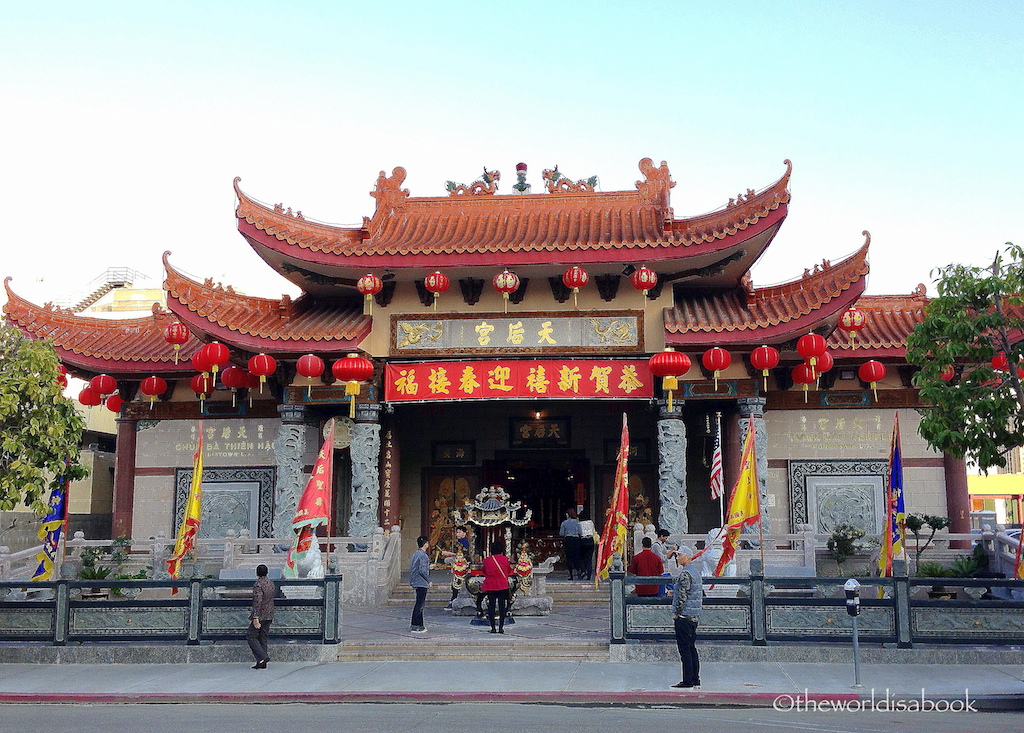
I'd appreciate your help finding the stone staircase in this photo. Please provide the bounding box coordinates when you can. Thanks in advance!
[338,575,611,661]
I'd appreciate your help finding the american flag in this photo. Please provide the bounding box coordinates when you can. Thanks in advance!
[710,412,724,500]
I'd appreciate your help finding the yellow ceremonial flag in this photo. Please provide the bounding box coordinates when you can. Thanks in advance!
[167,424,204,580]
[596,413,630,584]
[714,415,761,576]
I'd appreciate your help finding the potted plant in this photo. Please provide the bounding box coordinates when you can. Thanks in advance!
[905,513,951,568]
[915,561,956,599]
[826,523,866,575]
[78,547,113,599]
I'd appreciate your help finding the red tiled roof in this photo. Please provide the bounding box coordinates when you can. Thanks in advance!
[3,277,202,375]
[664,237,870,346]
[163,253,370,354]
[235,158,791,269]
[827,286,929,357]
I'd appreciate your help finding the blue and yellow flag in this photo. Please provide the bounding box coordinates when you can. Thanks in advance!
[32,480,69,581]
[878,414,906,577]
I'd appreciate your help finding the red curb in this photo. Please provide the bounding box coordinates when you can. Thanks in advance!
[0,690,863,706]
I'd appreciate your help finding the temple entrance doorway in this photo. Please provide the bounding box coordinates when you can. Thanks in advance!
[483,450,588,563]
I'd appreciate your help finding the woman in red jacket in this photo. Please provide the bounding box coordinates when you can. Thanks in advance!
[481,540,513,634]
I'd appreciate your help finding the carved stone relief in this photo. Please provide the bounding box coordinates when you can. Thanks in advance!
[789,460,887,536]
[657,415,688,533]
[348,422,382,537]
[273,421,307,536]
[174,468,276,538]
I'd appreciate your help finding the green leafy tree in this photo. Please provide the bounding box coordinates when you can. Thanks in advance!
[906,242,1024,470]
[0,324,88,513]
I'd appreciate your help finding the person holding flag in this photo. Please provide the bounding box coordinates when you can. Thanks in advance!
[284,419,335,578]
[166,425,205,581]
[596,414,630,584]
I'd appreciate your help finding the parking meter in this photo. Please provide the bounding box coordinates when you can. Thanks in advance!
[844,578,861,617]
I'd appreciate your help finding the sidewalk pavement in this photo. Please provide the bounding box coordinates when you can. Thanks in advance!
[0,658,1021,710]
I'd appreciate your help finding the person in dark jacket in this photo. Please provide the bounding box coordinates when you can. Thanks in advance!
[408,536,431,633]
[481,540,513,633]
[670,546,703,689]
[247,564,275,669]
[559,509,582,580]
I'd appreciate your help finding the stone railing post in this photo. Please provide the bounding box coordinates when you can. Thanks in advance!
[609,553,626,643]
[0,546,10,580]
[54,579,70,646]
[322,575,343,644]
[223,530,237,569]
[187,576,204,645]
[799,524,816,569]
[892,558,912,648]
[749,558,767,645]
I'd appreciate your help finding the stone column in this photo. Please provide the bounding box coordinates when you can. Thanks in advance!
[943,453,971,549]
[273,403,308,537]
[737,397,771,533]
[349,402,382,538]
[657,400,688,533]
[111,417,138,537]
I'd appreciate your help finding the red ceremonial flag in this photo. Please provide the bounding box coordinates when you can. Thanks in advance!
[596,414,630,583]
[715,416,761,576]
[285,419,335,577]
[167,423,205,581]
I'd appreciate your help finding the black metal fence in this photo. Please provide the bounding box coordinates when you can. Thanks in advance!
[610,571,1024,647]
[0,576,342,646]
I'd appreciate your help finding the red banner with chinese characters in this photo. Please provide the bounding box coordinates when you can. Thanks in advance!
[384,359,653,402]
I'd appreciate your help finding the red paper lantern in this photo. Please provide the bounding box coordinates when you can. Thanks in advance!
[939,365,956,382]
[248,353,277,394]
[424,271,450,310]
[649,348,691,411]
[562,266,589,307]
[702,347,732,390]
[191,350,213,375]
[493,270,520,313]
[858,360,887,401]
[839,308,866,346]
[105,394,123,413]
[78,386,101,407]
[992,352,1010,371]
[630,266,658,297]
[56,365,68,390]
[163,322,190,364]
[816,351,835,373]
[140,376,167,410]
[201,342,230,375]
[220,366,249,407]
[797,333,828,370]
[56,364,67,377]
[749,345,780,391]
[89,374,117,397]
[332,353,375,417]
[297,354,325,396]
[190,373,214,397]
[791,363,816,403]
[357,273,384,315]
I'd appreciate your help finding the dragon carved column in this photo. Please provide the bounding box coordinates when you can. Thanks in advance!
[273,404,308,537]
[738,397,771,533]
[348,403,382,538]
[657,401,688,533]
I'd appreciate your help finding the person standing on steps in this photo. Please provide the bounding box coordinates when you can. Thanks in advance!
[559,509,582,580]
[577,511,597,581]
[247,564,275,669]
[670,545,703,690]
[409,535,432,633]
[481,540,513,634]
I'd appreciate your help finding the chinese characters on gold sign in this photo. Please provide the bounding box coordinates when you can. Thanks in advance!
[392,312,642,353]
[384,360,653,402]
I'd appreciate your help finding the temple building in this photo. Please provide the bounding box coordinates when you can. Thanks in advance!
[3,157,967,563]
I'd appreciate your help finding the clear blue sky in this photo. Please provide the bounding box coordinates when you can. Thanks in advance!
[2,1,1022,304]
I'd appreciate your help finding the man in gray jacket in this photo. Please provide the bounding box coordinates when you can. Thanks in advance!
[247,564,275,669]
[409,536,432,633]
[670,545,702,689]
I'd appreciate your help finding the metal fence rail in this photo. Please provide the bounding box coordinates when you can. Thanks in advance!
[609,570,1024,648]
[0,576,342,646]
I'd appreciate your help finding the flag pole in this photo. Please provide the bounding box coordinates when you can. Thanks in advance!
[717,413,725,527]
[752,416,766,571]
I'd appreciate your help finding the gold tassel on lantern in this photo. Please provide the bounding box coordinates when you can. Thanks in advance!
[346,379,359,418]
[664,375,678,412]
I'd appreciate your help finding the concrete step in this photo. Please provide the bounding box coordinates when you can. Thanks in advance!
[337,641,610,662]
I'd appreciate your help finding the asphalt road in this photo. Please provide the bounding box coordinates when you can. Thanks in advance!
[0,703,1015,733]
